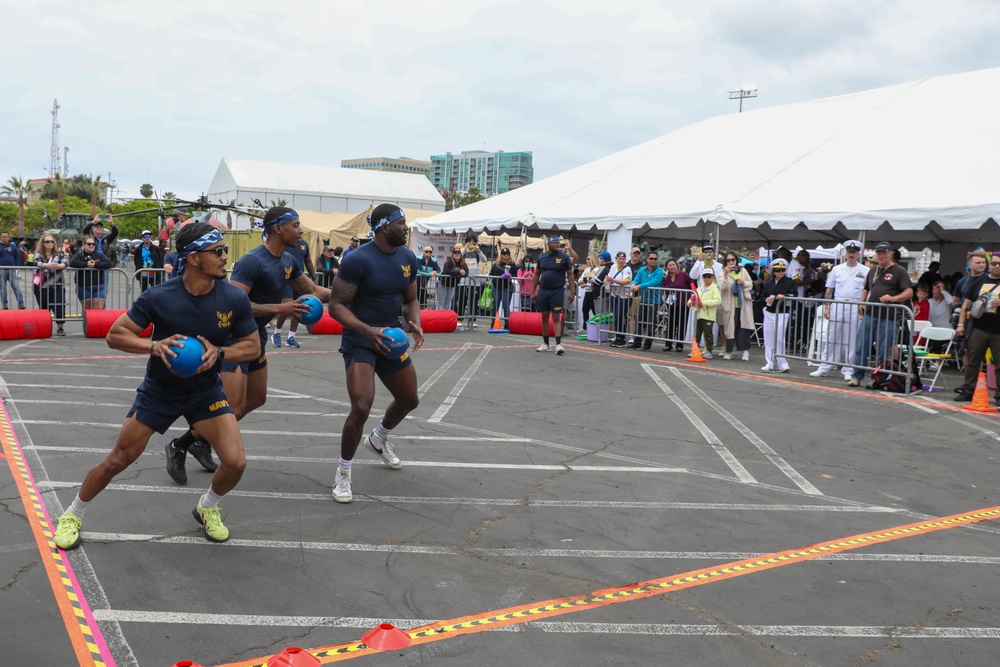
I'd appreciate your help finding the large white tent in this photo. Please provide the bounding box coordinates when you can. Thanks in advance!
[414,67,1000,250]
[207,158,445,217]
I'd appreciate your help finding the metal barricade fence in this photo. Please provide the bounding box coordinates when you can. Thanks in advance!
[777,296,916,379]
[3,266,137,326]
[594,286,696,347]
[448,275,581,331]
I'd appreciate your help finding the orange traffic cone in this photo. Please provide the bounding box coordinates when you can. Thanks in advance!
[686,337,708,363]
[266,647,320,667]
[488,310,509,334]
[361,623,412,650]
[963,372,993,413]
[172,662,205,667]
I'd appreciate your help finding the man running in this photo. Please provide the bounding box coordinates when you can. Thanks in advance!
[531,236,575,355]
[163,207,331,484]
[327,203,424,503]
[272,233,317,348]
[53,223,259,549]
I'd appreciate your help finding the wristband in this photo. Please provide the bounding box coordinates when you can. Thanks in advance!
[150,341,157,355]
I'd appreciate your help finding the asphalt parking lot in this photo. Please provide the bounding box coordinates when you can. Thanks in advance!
[2,326,1000,666]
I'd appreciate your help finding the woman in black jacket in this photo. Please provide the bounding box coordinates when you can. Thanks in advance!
[758,258,798,372]
[437,248,465,311]
[69,235,112,310]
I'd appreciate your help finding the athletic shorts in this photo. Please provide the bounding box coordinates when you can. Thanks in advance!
[221,327,268,375]
[127,380,234,434]
[340,343,412,374]
[535,287,565,313]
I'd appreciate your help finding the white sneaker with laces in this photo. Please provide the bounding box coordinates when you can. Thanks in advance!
[332,468,353,503]
[741,351,750,362]
[809,369,829,377]
[366,432,402,469]
[723,353,732,360]
[554,344,565,355]
[536,343,551,352]
[760,365,773,372]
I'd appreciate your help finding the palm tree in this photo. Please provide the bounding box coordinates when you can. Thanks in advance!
[139,183,154,199]
[88,173,109,216]
[1,176,33,235]
[225,198,237,229]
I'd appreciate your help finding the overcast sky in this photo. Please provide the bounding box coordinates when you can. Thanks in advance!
[2,0,998,201]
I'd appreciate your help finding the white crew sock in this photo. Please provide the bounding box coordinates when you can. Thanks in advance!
[68,494,89,517]
[201,486,223,509]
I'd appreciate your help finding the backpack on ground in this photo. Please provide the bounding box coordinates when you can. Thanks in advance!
[871,359,921,394]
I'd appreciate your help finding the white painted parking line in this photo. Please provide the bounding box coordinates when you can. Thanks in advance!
[642,364,757,484]
[86,609,1000,639]
[668,367,823,495]
[418,342,472,398]
[427,345,493,422]
[943,413,1000,441]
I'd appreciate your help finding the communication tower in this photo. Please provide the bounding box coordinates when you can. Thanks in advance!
[50,99,61,177]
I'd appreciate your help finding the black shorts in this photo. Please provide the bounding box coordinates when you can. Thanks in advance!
[340,343,412,374]
[221,327,268,375]
[128,380,234,434]
[535,287,565,313]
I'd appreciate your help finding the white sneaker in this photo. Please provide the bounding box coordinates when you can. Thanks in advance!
[332,468,353,503]
[366,432,402,469]
[703,352,713,359]
[741,351,750,362]
[760,365,773,372]
[809,369,829,377]
[554,344,565,355]
[723,353,732,360]
[536,343,550,352]
[776,367,790,373]
[842,373,854,382]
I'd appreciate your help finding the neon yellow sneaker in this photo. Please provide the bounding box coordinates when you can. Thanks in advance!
[54,512,83,550]
[192,501,230,543]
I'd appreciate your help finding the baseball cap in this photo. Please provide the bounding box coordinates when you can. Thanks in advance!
[501,248,511,254]
[615,251,627,258]
[548,236,561,243]
[323,245,333,251]
[350,236,359,242]
[599,251,611,261]
[630,246,641,254]
[771,259,788,270]
[702,243,714,251]
[702,268,715,276]
[843,240,862,252]
[874,241,893,252]
[141,230,151,236]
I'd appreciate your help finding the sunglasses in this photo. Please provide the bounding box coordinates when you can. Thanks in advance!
[726,258,737,262]
[990,262,1000,266]
[142,234,151,238]
[773,268,786,272]
[43,240,55,243]
[424,250,433,254]
[197,245,229,257]
[83,243,96,247]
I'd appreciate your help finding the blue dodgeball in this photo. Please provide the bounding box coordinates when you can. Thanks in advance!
[168,338,206,378]
[382,327,409,359]
[298,294,324,325]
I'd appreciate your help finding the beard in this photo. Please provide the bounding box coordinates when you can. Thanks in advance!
[387,227,407,247]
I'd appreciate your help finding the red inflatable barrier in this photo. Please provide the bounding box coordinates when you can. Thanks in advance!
[507,311,556,336]
[0,309,53,340]
[308,309,458,335]
[419,309,458,333]
[84,309,152,338]
[306,311,343,335]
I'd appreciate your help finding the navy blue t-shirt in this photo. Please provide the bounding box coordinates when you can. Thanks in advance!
[285,239,309,271]
[536,250,573,290]
[229,244,303,328]
[336,242,418,348]
[127,279,256,390]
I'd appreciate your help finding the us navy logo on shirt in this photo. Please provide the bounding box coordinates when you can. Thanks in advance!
[217,310,232,329]
[285,266,293,280]
[401,264,411,278]
[555,258,562,264]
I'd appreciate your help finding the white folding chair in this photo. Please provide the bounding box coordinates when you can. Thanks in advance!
[913,326,956,391]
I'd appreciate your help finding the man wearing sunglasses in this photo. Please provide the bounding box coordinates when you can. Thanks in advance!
[132,229,165,293]
[54,222,260,549]
[69,235,113,310]
[163,207,331,486]
[416,246,440,308]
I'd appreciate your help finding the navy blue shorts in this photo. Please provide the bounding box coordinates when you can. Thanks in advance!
[535,287,565,313]
[221,327,268,375]
[341,343,412,374]
[127,380,234,434]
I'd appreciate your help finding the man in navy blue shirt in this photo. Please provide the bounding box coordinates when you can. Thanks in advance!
[52,222,260,549]
[163,207,331,484]
[0,231,25,309]
[272,236,317,348]
[328,203,424,503]
[530,236,575,355]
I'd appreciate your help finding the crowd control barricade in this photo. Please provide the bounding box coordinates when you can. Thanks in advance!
[596,286,695,347]
[130,267,171,295]
[778,296,917,382]
[5,266,134,332]
[455,275,578,332]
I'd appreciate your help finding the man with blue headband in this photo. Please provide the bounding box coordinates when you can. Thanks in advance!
[53,222,260,548]
[328,203,424,503]
[162,206,331,486]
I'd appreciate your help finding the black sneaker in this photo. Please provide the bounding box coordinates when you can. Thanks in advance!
[953,392,973,402]
[675,345,684,354]
[165,440,188,485]
[188,440,219,473]
[662,344,673,352]
[609,340,625,348]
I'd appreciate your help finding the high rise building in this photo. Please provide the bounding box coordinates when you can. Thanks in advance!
[429,150,533,196]
[341,157,430,176]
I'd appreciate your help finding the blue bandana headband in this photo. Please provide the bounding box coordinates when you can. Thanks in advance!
[175,229,224,277]
[368,208,405,233]
[262,209,299,241]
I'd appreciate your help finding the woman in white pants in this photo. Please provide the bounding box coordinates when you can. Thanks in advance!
[758,259,798,372]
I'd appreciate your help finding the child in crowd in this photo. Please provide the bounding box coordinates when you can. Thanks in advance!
[914,283,930,321]
[694,268,722,358]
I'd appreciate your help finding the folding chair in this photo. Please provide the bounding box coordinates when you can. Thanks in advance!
[913,326,956,391]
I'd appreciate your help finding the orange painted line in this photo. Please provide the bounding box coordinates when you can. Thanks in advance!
[0,399,110,666]
[214,505,1000,666]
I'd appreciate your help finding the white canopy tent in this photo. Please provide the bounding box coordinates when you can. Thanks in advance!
[413,67,1000,251]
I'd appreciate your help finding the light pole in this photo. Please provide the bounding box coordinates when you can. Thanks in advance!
[728,87,758,113]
